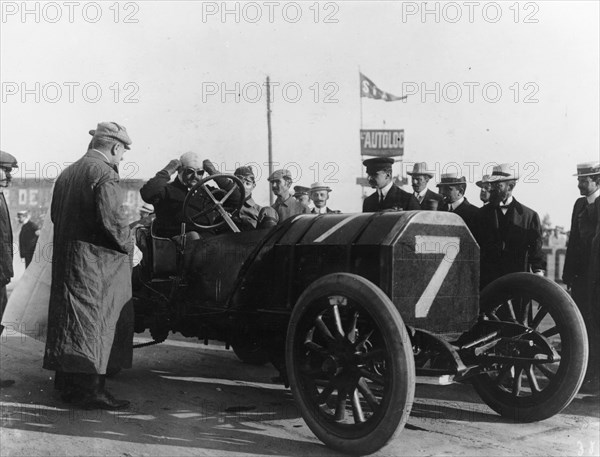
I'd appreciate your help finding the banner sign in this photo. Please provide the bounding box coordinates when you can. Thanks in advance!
[360,129,404,157]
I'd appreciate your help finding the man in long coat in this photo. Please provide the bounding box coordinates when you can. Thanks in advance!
[0,150,18,388]
[17,210,39,267]
[476,163,546,289]
[362,158,420,212]
[563,162,600,394]
[43,122,133,409]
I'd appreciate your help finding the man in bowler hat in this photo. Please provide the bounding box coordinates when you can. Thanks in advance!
[362,158,420,212]
[436,173,479,233]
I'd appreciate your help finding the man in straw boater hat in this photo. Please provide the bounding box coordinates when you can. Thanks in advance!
[362,157,420,212]
[476,174,491,205]
[563,161,600,396]
[436,173,478,233]
[0,150,18,388]
[475,163,545,289]
[309,182,340,214]
[407,161,445,210]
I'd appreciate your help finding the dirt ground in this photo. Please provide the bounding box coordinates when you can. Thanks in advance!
[1,328,599,457]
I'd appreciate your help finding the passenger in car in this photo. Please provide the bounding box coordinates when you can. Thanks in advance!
[268,169,310,223]
[233,165,262,230]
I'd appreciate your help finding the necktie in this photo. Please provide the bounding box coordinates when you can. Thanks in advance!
[379,191,384,204]
[448,205,453,212]
[415,193,423,203]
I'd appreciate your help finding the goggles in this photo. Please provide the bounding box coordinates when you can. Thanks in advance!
[182,167,204,178]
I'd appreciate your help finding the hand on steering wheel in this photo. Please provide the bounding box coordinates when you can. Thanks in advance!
[183,174,245,233]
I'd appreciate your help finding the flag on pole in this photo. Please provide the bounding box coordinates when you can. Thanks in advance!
[360,72,406,101]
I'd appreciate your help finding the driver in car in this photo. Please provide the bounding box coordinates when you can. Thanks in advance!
[140,151,239,238]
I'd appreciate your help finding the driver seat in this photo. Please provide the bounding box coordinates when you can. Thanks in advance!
[150,220,178,276]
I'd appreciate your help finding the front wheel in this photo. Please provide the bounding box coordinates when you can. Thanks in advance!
[286,273,415,455]
[472,273,588,422]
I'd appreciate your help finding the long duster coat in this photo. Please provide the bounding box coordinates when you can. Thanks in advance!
[43,150,133,374]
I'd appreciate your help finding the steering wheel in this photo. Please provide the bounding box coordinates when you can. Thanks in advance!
[183,174,245,233]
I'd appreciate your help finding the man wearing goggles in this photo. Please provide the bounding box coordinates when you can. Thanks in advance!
[141,151,239,238]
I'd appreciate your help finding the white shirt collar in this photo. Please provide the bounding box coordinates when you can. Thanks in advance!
[586,188,600,204]
[316,206,328,214]
[449,197,465,211]
[415,189,427,198]
[379,181,394,198]
[499,195,513,207]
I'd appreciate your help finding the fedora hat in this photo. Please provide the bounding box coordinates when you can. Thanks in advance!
[407,162,434,177]
[573,162,600,177]
[436,173,467,187]
[476,175,491,188]
[486,163,519,182]
[310,182,332,193]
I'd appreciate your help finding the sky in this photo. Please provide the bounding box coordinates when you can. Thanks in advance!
[1,0,599,228]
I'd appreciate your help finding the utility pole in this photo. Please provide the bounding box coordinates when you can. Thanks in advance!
[266,76,274,205]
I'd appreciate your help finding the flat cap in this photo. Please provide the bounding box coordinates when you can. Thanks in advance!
[89,122,132,150]
[0,150,18,169]
[235,165,256,182]
[268,169,292,181]
[363,157,394,174]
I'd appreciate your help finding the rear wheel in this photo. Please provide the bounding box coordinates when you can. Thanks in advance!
[286,273,415,455]
[472,273,588,422]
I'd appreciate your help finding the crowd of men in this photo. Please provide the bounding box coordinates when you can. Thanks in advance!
[0,120,598,406]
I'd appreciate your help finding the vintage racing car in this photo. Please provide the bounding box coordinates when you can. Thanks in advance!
[131,174,588,455]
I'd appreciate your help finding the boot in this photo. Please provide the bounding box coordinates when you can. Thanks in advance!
[78,374,130,410]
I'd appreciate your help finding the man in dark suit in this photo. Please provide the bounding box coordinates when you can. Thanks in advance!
[476,175,491,205]
[563,161,600,395]
[436,173,479,233]
[309,182,340,214]
[362,158,420,212]
[476,163,546,289]
[17,210,40,268]
[0,150,17,388]
[408,162,445,210]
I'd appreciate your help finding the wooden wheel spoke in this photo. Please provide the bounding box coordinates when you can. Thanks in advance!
[355,329,374,349]
[347,311,359,343]
[316,383,336,405]
[304,341,328,357]
[530,307,549,331]
[536,363,557,380]
[519,299,532,326]
[315,316,335,343]
[351,389,366,423]
[496,364,514,386]
[356,348,385,364]
[334,387,347,421]
[526,365,541,394]
[357,378,380,411]
[332,305,345,337]
[506,300,518,322]
[512,367,524,396]
[358,368,384,386]
[541,326,559,338]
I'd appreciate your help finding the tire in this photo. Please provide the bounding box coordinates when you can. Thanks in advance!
[286,273,415,455]
[472,273,588,422]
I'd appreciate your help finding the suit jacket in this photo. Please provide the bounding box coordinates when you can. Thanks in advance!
[0,192,13,286]
[563,196,598,285]
[311,207,340,214]
[363,185,420,212]
[476,198,546,288]
[451,198,479,234]
[19,219,39,260]
[417,189,446,210]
